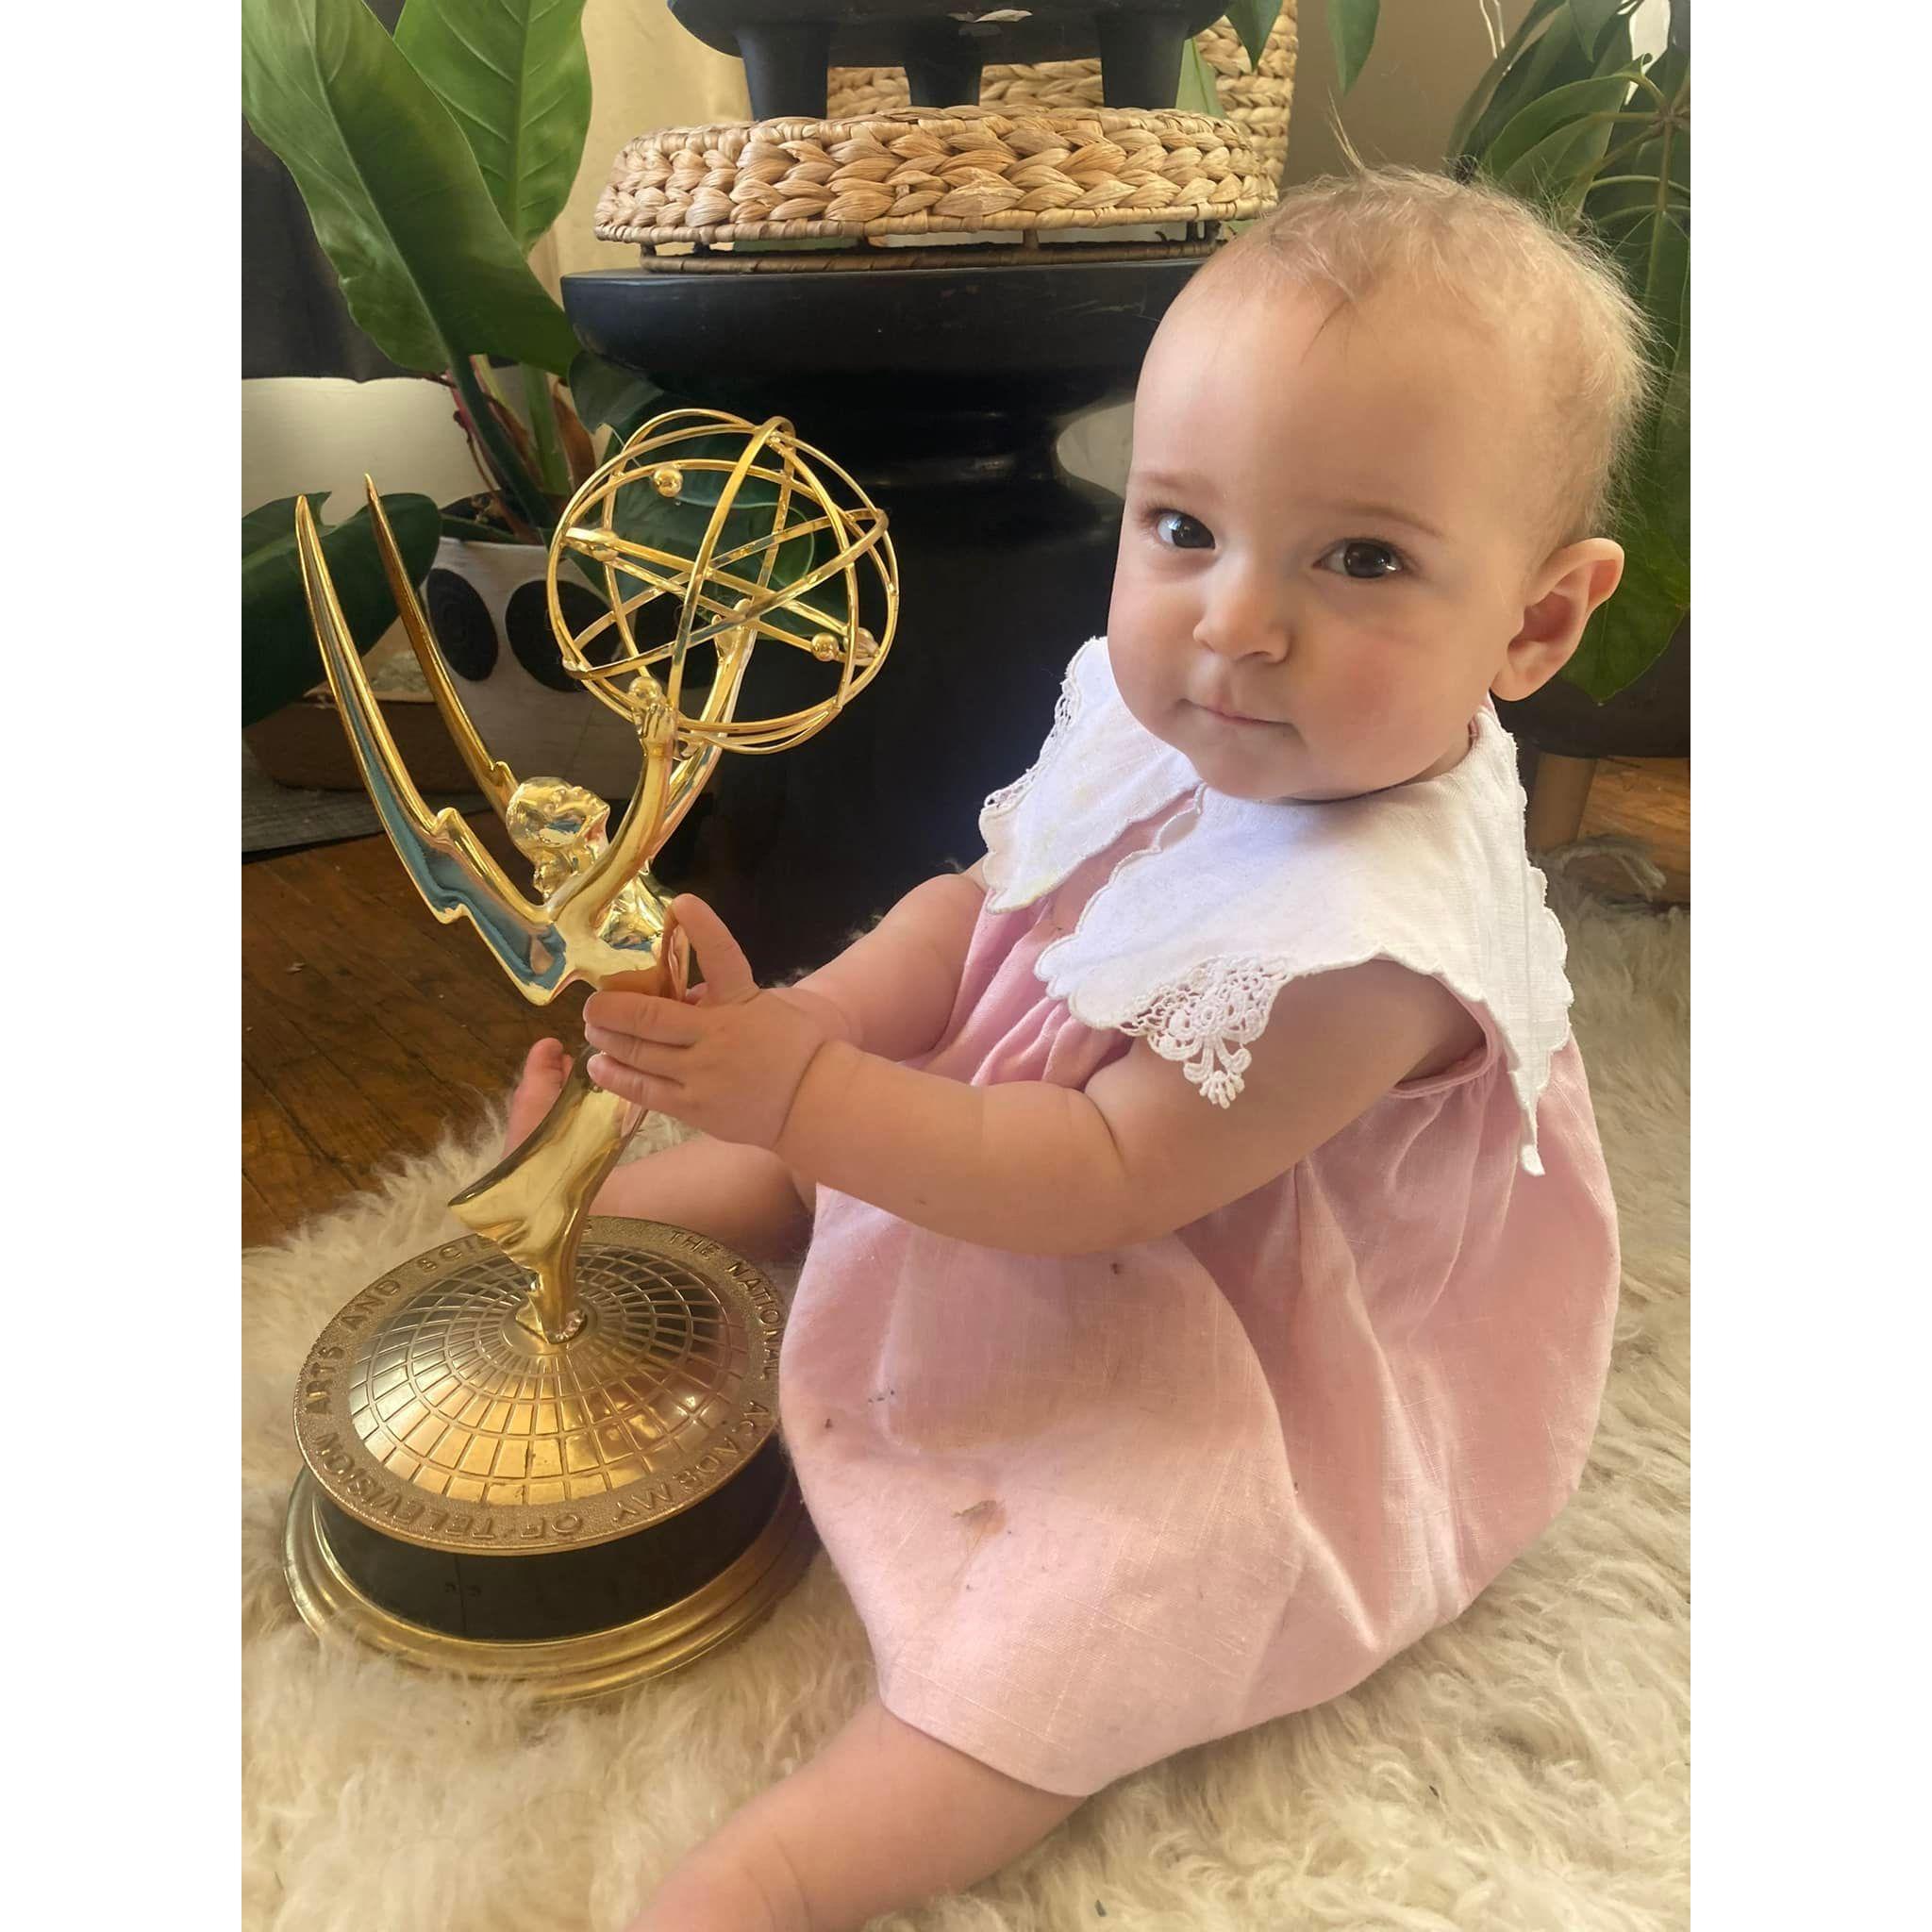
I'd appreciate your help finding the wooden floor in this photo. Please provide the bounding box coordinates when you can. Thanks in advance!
[242,758,1690,1249]
[1558,755,1690,904]
[242,814,586,1249]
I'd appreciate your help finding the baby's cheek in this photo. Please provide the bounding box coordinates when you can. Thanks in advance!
[1325,653,1455,776]
[1106,626,1177,734]
[1327,650,1414,737]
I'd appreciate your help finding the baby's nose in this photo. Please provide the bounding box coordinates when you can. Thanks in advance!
[1193,578,1291,660]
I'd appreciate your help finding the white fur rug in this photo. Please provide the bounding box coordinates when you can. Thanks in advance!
[242,880,1688,1932]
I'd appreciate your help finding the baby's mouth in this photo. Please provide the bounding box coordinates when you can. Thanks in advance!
[1191,697,1287,730]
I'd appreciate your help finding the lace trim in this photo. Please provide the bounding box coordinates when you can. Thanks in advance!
[1106,950,1547,1174]
[1112,955,1292,1108]
[981,653,1083,824]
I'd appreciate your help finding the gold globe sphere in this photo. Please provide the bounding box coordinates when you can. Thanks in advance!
[544,408,898,757]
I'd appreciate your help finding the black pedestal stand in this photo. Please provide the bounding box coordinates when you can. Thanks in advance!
[666,1,1226,119]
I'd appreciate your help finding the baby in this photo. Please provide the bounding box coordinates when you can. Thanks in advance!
[508,166,1645,1930]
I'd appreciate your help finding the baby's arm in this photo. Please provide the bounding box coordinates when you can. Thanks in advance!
[773,863,986,1063]
[503,869,986,1262]
[777,959,1473,1254]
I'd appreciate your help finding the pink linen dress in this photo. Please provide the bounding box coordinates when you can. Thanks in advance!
[779,638,1620,1798]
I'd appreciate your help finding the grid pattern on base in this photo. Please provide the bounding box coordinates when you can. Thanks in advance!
[345,1244,755,1508]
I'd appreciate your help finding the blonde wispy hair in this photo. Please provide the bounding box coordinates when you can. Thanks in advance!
[1191,164,1655,547]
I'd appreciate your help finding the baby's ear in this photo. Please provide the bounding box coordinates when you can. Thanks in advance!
[1491,539,1625,702]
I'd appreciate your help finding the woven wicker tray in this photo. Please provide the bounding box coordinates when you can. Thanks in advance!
[596,103,1274,250]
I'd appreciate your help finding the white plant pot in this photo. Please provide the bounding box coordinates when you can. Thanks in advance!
[422,535,646,805]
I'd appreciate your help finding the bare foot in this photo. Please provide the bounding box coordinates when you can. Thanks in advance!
[503,1038,572,1158]
[626,1698,1079,1932]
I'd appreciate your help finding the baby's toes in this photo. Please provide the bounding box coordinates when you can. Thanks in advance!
[504,1039,572,1156]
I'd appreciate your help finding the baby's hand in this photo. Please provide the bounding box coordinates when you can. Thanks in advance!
[582,894,833,1149]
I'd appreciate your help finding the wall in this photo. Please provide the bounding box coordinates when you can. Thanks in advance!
[1281,2,1498,187]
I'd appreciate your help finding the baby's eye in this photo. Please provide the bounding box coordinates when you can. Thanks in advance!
[1147,508,1214,550]
[1318,538,1407,580]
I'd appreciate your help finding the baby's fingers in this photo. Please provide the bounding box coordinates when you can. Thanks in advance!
[582,1022,686,1073]
[586,1052,684,1113]
[672,894,759,1005]
[583,988,702,1045]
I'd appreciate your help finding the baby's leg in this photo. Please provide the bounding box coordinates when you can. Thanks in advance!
[595,1133,812,1264]
[629,1697,1080,1932]
[505,1041,813,1263]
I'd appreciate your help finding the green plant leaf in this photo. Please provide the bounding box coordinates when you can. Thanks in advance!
[1566,0,1625,59]
[1175,38,1222,116]
[1565,544,1685,702]
[242,0,579,375]
[1630,206,1690,388]
[1327,0,1382,95]
[242,491,442,726]
[1582,48,1689,375]
[1453,0,1576,162]
[1583,136,1689,275]
[1589,8,1635,77]
[571,430,835,675]
[1564,521,1687,703]
[566,352,672,446]
[1224,1,1285,73]
[393,0,592,256]
[449,354,556,530]
[1567,350,1689,702]
[609,434,824,587]
[1497,123,1614,222]
[439,511,521,544]
[1481,71,1637,217]
[521,360,570,494]
[242,498,308,557]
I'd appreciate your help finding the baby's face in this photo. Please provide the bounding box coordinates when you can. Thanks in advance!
[1108,280,1558,802]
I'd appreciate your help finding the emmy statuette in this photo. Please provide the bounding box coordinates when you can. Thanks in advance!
[280,410,897,1702]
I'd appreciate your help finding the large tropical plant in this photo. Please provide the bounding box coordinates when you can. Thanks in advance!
[242,0,602,537]
[241,0,655,723]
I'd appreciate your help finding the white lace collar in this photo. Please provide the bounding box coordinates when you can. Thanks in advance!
[978,637,1574,1175]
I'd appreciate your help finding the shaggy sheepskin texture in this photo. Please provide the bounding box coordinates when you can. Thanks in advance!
[242,879,1688,1932]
